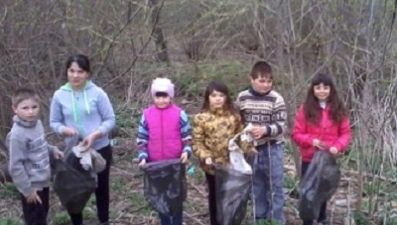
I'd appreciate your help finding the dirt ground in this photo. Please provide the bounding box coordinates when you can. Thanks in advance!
[0,142,362,225]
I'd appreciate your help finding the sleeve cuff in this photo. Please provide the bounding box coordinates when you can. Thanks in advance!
[183,146,192,157]
[202,152,212,160]
[333,143,343,152]
[263,125,272,137]
[97,126,107,135]
[138,153,148,161]
[57,126,66,135]
[306,136,314,147]
[21,187,35,198]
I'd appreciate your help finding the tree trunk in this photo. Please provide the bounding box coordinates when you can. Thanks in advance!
[149,0,169,63]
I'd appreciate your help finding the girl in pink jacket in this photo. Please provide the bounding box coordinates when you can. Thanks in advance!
[291,73,351,225]
[136,77,192,225]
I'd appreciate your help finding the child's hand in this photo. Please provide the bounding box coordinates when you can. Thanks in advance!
[205,158,213,165]
[313,139,325,150]
[251,127,266,139]
[138,159,146,167]
[27,190,42,204]
[249,147,258,155]
[180,152,189,164]
[54,150,64,160]
[61,127,79,137]
[329,147,339,155]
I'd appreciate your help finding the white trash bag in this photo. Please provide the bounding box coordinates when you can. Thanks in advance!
[228,123,254,175]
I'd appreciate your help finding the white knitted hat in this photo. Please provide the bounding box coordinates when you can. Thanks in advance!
[150,77,175,98]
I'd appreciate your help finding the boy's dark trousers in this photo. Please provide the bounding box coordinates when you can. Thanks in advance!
[205,173,220,225]
[301,161,327,225]
[21,187,50,225]
[69,145,112,225]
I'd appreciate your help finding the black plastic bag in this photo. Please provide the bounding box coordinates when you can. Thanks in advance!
[214,164,252,225]
[299,151,341,221]
[142,159,187,216]
[53,136,97,214]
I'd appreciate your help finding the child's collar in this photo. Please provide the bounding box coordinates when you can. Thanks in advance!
[154,102,172,110]
[249,87,271,96]
[208,107,228,116]
[13,115,38,128]
[319,100,327,109]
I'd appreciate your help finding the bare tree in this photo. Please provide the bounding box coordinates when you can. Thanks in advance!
[147,0,169,63]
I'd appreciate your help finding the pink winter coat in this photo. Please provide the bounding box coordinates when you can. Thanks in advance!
[144,104,183,162]
[291,105,351,162]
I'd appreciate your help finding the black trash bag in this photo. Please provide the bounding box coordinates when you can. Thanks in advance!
[53,136,97,214]
[214,164,252,225]
[142,159,187,216]
[299,151,341,221]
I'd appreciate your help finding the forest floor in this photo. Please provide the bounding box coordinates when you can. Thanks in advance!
[0,138,373,225]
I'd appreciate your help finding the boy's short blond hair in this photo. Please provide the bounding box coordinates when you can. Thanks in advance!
[12,88,40,108]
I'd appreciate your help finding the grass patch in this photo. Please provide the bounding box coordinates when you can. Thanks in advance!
[52,212,71,225]
[173,60,252,99]
[377,218,397,225]
[284,173,299,199]
[114,104,140,138]
[354,212,371,225]
[111,177,131,193]
[189,169,206,183]
[0,219,23,225]
[130,194,153,216]
[253,219,284,225]
[52,207,96,225]
[124,152,138,161]
[0,183,19,199]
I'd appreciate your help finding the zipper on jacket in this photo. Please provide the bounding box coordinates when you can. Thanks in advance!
[161,110,164,159]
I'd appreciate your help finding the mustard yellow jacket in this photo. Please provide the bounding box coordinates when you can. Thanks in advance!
[192,108,252,174]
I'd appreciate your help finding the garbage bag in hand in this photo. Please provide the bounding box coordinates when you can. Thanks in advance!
[214,164,252,225]
[299,151,341,221]
[228,131,253,175]
[142,159,187,216]
[72,142,107,173]
[53,136,99,214]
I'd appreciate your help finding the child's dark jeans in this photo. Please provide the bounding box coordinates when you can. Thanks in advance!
[252,143,285,225]
[21,187,50,225]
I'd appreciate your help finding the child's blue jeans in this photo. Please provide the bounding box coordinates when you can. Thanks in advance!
[252,142,285,225]
[159,213,183,225]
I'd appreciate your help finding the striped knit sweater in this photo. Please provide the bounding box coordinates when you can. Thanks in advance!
[235,88,287,146]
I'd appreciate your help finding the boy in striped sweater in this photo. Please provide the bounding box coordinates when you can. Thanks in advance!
[235,61,287,225]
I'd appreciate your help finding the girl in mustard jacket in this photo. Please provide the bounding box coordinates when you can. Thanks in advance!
[192,80,254,225]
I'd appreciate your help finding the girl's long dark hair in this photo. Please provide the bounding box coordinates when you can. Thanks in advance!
[304,73,348,124]
[202,80,237,115]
